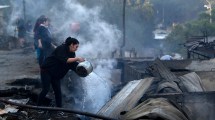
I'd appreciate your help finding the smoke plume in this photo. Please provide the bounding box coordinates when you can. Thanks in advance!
[7,0,122,114]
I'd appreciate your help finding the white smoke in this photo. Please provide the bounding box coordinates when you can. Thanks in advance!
[8,0,122,57]
[7,0,23,36]
[55,0,122,58]
[7,0,122,113]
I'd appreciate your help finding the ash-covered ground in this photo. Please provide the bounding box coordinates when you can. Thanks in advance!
[0,49,81,119]
[0,48,40,90]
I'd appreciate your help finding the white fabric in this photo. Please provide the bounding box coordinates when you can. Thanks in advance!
[160,55,173,60]
[173,53,183,60]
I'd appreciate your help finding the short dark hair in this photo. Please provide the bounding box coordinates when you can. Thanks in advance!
[65,37,79,46]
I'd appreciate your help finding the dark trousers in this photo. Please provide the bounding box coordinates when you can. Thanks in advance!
[38,48,44,67]
[37,71,62,107]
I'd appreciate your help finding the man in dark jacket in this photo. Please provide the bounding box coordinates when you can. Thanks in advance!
[37,37,85,108]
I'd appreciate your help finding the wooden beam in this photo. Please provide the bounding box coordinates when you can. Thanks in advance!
[153,59,179,82]
[151,59,185,93]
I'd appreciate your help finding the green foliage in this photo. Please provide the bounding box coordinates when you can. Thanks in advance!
[198,12,211,21]
[151,0,205,26]
[189,20,213,35]
[125,0,155,47]
[165,25,187,55]
[141,2,154,22]
[151,0,215,57]
[165,13,215,56]
[211,9,215,22]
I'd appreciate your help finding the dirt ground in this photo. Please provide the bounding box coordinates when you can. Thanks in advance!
[0,48,82,119]
[0,48,40,90]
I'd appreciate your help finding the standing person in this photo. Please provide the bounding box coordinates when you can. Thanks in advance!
[70,21,80,38]
[38,17,56,66]
[16,17,26,48]
[37,37,85,113]
[33,15,46,64]
[25,20,33,33]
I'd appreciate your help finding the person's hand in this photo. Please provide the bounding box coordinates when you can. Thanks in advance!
[77,57,85,62]
[38,39,42,48]
[38,44,42,48]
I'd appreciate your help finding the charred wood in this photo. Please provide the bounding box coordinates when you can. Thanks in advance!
[0,98,116,120]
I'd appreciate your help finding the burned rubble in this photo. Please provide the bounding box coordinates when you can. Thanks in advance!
[0,46,213,120]
[0,45,215,120]
[107,58,215,120]
[0,1,214,120]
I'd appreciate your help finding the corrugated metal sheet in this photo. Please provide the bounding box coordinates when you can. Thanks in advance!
[96,78,154,119]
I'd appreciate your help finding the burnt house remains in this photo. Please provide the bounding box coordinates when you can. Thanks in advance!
[95,58,215,119]
[185,32,215,60]
[0,1,215,120]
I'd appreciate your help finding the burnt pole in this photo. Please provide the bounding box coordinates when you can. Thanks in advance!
[120,0,126,58]
[23,0,26,22]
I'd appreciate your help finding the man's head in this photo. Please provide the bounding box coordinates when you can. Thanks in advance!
[70,22,80,33]
[65,37,79,52]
